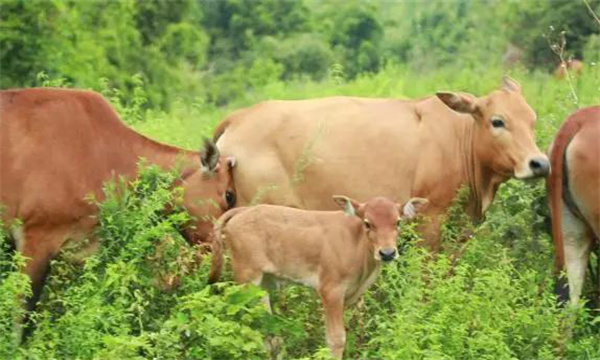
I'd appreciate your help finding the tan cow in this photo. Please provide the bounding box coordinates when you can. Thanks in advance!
[554,59,584,79]
[548,106,600,305]
[208,196,429,360]
[214,77,549,250]
[0,88,237,309]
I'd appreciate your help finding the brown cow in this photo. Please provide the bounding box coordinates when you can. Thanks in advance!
[554,59,584,79]
[0,88,236,309]
[214,77,549,250]
[209,196,429,360]
[548,106,600,305]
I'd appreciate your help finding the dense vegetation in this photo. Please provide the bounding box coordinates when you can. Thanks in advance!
[2,0,599,108]
[1,0,600,359]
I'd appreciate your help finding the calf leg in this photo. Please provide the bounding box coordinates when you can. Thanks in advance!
[232,261,270,309]
[562,207,593,305]
[319,285,346,360]
[232,263,282,358]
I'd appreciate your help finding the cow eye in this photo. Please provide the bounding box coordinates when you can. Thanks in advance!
[364,220,372,230]
[225,190,236,209]
[491,116,505,128]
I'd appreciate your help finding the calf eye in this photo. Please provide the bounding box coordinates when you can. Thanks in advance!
[491,116,505,128]
[364,220,372,230]
[225,190,236,209]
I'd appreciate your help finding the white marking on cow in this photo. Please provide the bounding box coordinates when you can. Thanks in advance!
[562,203,593,305]
[298,273,320,288]
[11,225,25,252]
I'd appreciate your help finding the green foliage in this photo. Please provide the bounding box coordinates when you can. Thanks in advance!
[0,217,31,360]
[507,0,600,69]
[3,0,597,108]
[317,1,383,76]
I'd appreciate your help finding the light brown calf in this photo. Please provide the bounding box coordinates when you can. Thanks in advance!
[548,106,600,305]
[209,196,429,359]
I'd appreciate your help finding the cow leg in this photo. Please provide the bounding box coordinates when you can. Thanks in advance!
[20,226,62,311]
[419,214,442,252]
[232,261,269,308]
[320,285,346,360]
[562,206,593,305]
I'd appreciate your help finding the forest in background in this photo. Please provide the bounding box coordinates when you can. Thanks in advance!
[1,0,599,109]
[2,1,600,359]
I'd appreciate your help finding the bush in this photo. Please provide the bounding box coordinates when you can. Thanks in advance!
[271,34,334,80]
[0,164,285,359]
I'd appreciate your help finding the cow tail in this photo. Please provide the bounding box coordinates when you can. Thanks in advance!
[548,114,583,274]
[208,207,249,284]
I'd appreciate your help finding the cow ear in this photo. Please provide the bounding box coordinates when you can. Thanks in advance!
[332,195,361,217]
[227,156,236,169]
[502,75,521,92]
[436,92,478,114]
[200,138,220,174]
[401,197,429,219]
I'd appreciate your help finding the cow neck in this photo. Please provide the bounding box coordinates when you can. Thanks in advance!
[460,118,485,221]
[130,132,198,178]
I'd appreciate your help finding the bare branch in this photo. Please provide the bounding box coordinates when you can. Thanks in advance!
[583,0,600,28]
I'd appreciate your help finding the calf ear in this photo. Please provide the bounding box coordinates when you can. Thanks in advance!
[332,195,361,217]
[502,75,521,92]
[436,92,478,114]
[401,197,429,219]
[200,138,220,174]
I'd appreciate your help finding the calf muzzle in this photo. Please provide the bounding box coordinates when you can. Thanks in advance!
[379,248,397,262]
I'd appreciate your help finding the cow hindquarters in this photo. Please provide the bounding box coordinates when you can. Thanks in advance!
[562,205,594,305]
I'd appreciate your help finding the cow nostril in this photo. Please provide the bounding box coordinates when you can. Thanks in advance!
[379,249,397,261]
[529,157,550,176]
[529,159,542,169]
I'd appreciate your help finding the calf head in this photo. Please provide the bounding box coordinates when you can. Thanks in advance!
[181,138,236,244]
[333,196,429,262]
[437,76,549,180]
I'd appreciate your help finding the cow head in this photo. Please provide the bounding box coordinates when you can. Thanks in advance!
[181,138,236,244]
[333,196,429,262]
[437,76,549,180]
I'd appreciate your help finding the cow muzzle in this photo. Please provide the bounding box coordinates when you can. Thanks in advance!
[515,155,550,179]
[378,248,397,262]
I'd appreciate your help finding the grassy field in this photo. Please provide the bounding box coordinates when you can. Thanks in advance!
[2,64,600,360]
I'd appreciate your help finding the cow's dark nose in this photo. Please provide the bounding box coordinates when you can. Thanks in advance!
[379,248,397,262]
[529,157,550,177]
